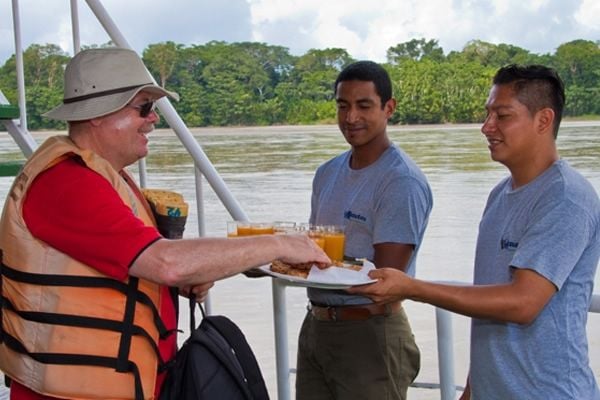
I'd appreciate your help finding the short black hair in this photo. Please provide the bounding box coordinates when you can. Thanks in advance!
[334,61,392,108]
[493,64,565,138]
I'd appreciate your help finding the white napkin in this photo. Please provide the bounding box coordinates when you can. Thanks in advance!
[307,260,376,285]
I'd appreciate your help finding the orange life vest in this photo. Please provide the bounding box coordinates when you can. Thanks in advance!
[0,136,167,400]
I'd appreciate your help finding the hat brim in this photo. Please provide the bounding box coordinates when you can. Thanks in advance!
[43,84,179,121]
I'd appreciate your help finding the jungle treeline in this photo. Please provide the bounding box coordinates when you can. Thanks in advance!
[0,38,598,130]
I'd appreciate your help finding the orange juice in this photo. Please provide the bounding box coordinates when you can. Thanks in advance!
[323,229,345,261]
[237,224,253,236]
[307,226,325,249]
[311,236,326,249]
[251,225,275,235]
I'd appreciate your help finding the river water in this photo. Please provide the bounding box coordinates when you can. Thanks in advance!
[0,122,598,399]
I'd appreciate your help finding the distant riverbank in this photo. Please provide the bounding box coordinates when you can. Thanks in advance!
[3,118,600,138]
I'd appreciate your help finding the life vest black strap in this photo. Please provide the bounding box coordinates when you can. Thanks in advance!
[0,262,171,339]
[118,277,139,372]
[0,295,164,365]
[1,331,145,400]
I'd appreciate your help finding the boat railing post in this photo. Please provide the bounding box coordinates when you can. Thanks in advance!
[435,307,456,400]
[194,166,213,314]
[11,0,27,131]
[272,279,291,400]
[137,158,147,188]
[70,0,80,54]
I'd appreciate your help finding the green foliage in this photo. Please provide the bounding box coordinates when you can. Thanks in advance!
[552,40,600,87]
[565,85,600,116]
[449,40,540,67]
[390,60,445,124]
[387,38,445,64]
[0,44,69,130]
[143,41,182,87]
[26,86,66,130]
[1,38,598,130]
[438,62,495,123]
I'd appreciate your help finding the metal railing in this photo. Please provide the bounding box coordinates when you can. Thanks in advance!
[4,2,600,400]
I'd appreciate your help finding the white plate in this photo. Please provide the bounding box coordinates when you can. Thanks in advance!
[258,264,377,290]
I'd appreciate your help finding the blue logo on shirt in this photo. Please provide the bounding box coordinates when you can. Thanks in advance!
[500,238,519,251]
[344,210,366,222]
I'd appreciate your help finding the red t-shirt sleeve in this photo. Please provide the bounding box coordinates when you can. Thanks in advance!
[22,157,161,280]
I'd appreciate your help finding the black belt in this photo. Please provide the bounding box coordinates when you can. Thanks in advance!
[308,301,401,321]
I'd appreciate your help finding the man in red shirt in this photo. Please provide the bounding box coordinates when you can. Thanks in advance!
[0,48,329,400]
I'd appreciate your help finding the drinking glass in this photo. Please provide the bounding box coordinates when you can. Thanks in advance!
[322,225,345,261]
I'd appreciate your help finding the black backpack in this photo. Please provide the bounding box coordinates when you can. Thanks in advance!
[159,296,270,400]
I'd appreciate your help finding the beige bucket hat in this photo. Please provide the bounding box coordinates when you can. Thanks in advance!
[43,48,179,121]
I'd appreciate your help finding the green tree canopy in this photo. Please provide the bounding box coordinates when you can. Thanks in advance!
[1,38,598,130]
[448,40,540,66]
[387,38,445,64]
[144,41,182,88]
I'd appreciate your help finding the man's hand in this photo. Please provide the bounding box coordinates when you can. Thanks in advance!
[277,234,331,267]
[458,377,471,400]
[347,268,413,303]
[180,281,214,303]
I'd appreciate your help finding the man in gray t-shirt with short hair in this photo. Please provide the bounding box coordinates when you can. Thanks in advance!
[351,65,600,400]
[296,61,433,400]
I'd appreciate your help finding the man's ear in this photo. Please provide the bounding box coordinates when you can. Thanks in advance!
[384,98,397,119]
[536,108,555,136]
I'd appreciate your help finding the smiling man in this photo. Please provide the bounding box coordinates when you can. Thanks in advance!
[296,61,433,400]
[0,47,329,400]
[350,65,600,399]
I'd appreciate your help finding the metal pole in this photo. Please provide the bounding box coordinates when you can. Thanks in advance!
[194,167,206,238]
[272,280,291,400]
[70,0,81,54]
[194,167,213,314]
[84,0,132,48]
[11,0,27,130]
[137,158,147,188]
[435,307,456,400]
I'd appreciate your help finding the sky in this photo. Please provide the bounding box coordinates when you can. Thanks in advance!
[1,0,599,65]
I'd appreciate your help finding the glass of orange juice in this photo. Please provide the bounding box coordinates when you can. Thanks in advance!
[274,221,296,234]
[308,227,326,250]
[322,225,345,261]
[250,222,275,235]
[236,222,253,236]
[296,223,326,249]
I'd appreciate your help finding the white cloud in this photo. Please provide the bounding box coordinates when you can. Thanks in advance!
[575,0,600,30]
[1,0,598,66]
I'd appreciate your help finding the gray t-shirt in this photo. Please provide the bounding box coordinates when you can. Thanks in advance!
[308,144,432,305]
[470,160,600,399]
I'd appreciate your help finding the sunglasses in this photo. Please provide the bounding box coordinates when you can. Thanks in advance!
[128,101,156,118]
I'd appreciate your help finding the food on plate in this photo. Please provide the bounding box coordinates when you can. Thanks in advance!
[270,260,312,278]
[269,259,362,279]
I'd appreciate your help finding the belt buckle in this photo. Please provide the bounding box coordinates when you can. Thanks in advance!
[308,303,340,321]
[328,307,337,321]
